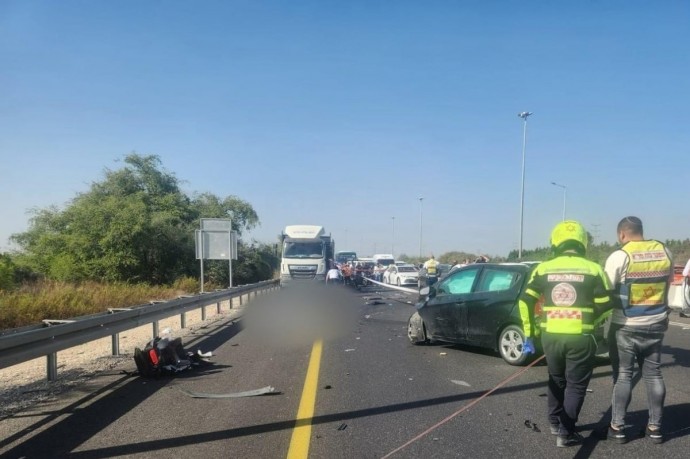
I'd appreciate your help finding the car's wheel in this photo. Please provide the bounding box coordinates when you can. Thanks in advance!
[498,324,529,366]
[407,312,428,345]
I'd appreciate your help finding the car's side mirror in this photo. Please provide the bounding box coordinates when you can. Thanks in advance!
[419,286,436,299]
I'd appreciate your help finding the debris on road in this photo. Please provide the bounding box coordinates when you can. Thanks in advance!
[179,386,280,398]
[324,385,332,390]
[345,349,356,352]
[523,419,541,432]
[451,380,471,387]
[439,352,447,356]
[337,423,348,431]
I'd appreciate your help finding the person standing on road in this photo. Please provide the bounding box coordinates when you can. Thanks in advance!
[373,263,385,282]
[341,263,352,286]
[604,216,673,444]
[326,265,341,284]
[519,220,612,448]
[680,258,690,318]
[423,255,439,286]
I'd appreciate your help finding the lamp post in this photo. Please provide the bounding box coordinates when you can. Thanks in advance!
[391,216,395,256]
[418,197,424,259]
[551,181,567,221]
[517,111,533,259]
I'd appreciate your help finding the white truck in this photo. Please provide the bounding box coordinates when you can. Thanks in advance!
[279,225,334,286]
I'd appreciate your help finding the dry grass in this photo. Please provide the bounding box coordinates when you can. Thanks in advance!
[0,277,202,330]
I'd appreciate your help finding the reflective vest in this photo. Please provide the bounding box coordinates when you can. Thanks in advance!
[620,240,671,317]
[523,255,610,335]
[425,259,438,275]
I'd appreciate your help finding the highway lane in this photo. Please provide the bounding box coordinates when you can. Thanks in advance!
[2,284,690,458]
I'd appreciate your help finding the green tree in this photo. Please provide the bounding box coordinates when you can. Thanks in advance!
[11,153,264,285]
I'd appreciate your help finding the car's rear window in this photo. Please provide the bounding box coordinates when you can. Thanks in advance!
[476,269,521,293]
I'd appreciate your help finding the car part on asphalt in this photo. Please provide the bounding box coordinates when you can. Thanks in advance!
[179,385,280,398]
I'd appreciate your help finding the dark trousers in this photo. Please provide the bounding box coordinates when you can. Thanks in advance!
[541,332,597,436]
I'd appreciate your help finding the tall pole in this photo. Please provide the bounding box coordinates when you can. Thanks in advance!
[391,216,395,256]
[518,111,532,259]
[551,181,567,221]
[418,197,424,259]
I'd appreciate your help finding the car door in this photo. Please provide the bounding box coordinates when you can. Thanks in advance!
[465,266,525,347]
[426,267,481,341]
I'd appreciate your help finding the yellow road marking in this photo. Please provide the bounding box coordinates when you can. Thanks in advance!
[287,339,323,459]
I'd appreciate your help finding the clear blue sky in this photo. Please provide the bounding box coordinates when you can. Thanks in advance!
[1,1,689,258]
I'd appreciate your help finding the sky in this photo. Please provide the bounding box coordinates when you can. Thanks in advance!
[1,1,689,259]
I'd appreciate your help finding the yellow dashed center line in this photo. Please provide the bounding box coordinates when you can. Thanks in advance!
[287,339,323,459]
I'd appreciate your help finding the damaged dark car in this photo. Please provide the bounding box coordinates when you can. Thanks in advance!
[407,262,608,365]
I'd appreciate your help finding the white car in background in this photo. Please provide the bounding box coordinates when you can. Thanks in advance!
[383,264,419,287]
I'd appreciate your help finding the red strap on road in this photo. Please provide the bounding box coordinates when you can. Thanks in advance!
[381,354,546,459]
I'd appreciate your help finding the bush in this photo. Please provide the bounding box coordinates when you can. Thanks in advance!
[0,256,16,291]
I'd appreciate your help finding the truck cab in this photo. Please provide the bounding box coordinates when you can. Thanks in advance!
[280,225,334,286]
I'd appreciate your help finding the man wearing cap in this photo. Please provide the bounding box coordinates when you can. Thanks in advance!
[519,220,612,448]
[604,216,673,444]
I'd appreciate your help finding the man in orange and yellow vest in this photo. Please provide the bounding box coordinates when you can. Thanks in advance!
[604,216,673,444]
[519,220,612,448]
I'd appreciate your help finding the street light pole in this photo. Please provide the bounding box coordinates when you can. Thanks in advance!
[517,111,533,259]
[418,197,424,259]
[551,181,567,221]
[391,216,395,256]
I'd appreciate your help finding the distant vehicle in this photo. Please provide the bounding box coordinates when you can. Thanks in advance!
[383,264,419,287]
[372,254,396,267]
[407,262,608,366]
[279,225,334,286]
[335,251,357,264]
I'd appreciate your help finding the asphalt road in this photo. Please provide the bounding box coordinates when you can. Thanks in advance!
[2,284,690,459]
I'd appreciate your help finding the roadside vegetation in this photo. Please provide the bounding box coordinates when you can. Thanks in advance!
[0,154,278,330]
[2,153,687,329]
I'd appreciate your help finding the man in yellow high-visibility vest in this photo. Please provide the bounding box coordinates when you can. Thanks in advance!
[605,216,673,444]
[519,220,612,448]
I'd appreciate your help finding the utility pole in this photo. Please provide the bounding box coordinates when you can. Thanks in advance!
[517,111,533,259]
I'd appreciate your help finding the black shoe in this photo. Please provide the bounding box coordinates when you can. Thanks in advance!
[557,432,584,448]
[608,425,627,444]
[646,426,663,444]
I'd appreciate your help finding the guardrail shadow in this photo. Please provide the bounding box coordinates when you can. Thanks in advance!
[0,314,246,458]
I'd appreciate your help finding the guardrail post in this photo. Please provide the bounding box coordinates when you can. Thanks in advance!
[152,321,159,340]
[239,295,243,306]
[201,305,206,321]
[47,353,58,381]
[180,312,186,329]
[111,333,120,356]
[216,301,221,314]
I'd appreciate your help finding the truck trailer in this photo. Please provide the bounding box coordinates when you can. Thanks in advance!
[279,225,334,286]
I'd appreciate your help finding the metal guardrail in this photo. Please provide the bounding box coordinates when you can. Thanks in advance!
[0,279,280,380]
